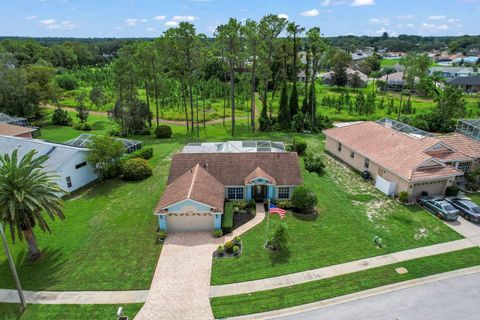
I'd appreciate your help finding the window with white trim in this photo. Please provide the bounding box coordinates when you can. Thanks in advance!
[66,176,72,188]
[227,187,244,200]
[338,143,342,152]
[278,187,290,199]
[457,162,471,174]
[364,158,370,169]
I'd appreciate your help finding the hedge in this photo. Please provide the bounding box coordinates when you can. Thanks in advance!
[222,202,235,234]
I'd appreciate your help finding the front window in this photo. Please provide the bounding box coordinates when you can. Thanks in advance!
[227,187,244,200]
[66,176,72,188]
[338,143,342,152]
[278,187,290,199]
[457,162,471,174]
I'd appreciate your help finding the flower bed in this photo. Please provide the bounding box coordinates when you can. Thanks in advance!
[213,237,243,259]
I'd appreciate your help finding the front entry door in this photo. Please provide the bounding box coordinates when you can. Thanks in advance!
[253,185,266,202]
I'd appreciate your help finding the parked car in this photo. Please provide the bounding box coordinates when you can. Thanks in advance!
[417,196,459,221]
[446,198,480,222]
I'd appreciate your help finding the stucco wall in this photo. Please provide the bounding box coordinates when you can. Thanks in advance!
[57,151,97,192]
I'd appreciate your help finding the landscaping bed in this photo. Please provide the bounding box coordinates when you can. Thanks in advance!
[211,247,480,318]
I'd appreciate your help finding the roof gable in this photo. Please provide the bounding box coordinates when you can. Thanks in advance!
[244,167,276,185]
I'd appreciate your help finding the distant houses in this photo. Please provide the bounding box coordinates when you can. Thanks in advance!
[379,71,419,92]
[429,66,478,80]
[321,68,368,87]
[0,123,36,138]
[447,76,480,94]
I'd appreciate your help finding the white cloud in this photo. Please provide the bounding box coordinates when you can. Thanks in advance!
[278,13,289,19]
[172,15,196,22]
[40,19,56,26]
[165,21,178,27]
[397,14,414,19]
[369,17,389,25]
[375,27,388,34]
[406,23,414,28]
[320,0,348,6]
[351,0,375,6]
[26,16,37,20]
[125,18,138,26]
[146,27,155,32]
[428,15,446,20]
[300,9,320,17]
[421,22,449,32]
[154,15,166,20]
[140,19,148,23]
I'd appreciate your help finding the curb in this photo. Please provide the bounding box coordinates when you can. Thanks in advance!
[226,266,480,320]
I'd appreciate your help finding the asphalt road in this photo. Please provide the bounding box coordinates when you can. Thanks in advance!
[276,272,480,320]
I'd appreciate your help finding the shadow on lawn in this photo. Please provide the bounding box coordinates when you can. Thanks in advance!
[1,247,67,291]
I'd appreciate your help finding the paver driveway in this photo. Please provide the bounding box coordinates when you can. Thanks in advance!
[135,232,219,320]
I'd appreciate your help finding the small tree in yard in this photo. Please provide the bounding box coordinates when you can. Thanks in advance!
[87,135,124,180]
[89,86,106,110]
[75,91,89,123]
[0,150,66,260]
[292,185,317,215]
[268,222,289,253]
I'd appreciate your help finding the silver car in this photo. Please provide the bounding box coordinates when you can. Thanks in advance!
[447,198,480,222]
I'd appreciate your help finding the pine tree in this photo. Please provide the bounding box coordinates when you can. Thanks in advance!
[278,80,290,129]
[289,84,299,117]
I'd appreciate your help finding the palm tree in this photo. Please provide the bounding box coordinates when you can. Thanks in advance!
[0,150,66,260]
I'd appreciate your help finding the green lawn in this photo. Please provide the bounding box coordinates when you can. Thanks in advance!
[211,247,480,318]
[0,303,142,320]
[211,136,463,285]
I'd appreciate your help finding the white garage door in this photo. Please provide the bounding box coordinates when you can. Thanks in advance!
[167,214,214,231]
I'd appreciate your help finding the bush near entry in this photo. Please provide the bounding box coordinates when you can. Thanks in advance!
[155,125,173,139]
[293,137,307,155]
[222,202,235,234]
[291,186,317,214]
[122,158,153,181]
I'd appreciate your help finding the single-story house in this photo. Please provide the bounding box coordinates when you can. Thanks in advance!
[379,71,419,92]
[0,135,97,192]
[182,140,286,153]
[446,76,480,93]
[0,123,36,138]
[0,113,30,127]
[323,121,480,199]
[154,150,302,231]
[321,68,368,87]
[429,67,478,79]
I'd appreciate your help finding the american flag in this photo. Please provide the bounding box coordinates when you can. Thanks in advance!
[269,203,286,219]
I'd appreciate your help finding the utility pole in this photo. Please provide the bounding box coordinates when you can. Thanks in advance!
[0,223,26,309]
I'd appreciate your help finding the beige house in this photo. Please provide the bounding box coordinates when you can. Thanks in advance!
[323,121,480,199]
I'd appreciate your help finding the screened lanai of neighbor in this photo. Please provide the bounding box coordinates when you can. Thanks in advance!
[65,133,142,154]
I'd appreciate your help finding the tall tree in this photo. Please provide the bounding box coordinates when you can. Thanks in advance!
[306,27,326,126]
[287,22,304,118]
[216,18,244,136]
[0,150,66,260]
[242,19,260,133]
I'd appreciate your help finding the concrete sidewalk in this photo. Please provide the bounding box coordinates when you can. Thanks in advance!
[210,237,479,297]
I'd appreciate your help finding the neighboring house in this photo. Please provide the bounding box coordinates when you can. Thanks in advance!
[0,135,97,192]
[321,68,368,87]
[0,112,39,136]
[154,149,302,231]
[429,67,478,79]
[446,76,480,93]
[323,120,480,199]
[351,50,372,61]
[379,71,419,92]
[65,133,143,154]
[0,123,36,138]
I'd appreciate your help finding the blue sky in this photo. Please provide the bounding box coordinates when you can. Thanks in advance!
[0,0,479,38]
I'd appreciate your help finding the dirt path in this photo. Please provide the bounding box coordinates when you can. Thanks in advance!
[43,104,249,127]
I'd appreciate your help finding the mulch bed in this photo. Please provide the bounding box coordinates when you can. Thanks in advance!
[233,211,255,229]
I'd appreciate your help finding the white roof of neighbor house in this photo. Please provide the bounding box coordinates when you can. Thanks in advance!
[182,141,286,153]
[0,135,87,171]
[429,66,476,74]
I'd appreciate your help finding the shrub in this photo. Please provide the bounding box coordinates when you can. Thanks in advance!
[213,229,223,238]
[233,245,240,256]
[222,202,235,234]
[216,245,224,257]
[233,236,241,244]
[291,112,305,132]
[122,158,153,181]
[73,122,92,131]
[157,231,167,241]
[304,153,325,173]
[293,137,307,155]
[292,186,317,214]
[51,108,72,126]
[56,74,78,90]
[398,191,409,204]
[224,240,234,253]
[87,135,124,180]
[445,186,459,197]
[267,223,289,252]
[155,125,173,139]
[275,200,293,210]
[132,147,153,160]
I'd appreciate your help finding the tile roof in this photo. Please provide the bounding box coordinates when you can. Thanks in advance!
[244,166,276,185]
[437,133,480,160]
[323,122,463,181]
[447,76,480,86]
[167,152,302,186]
[0,123,35,136]
[156,164,224,213]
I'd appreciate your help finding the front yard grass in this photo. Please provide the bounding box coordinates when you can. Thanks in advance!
[0,303,143,320]
[211,137,463,285]
[211,247,480,318]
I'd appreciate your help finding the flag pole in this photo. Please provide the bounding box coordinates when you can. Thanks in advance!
[0,223,26,309]
[265,198,270,245]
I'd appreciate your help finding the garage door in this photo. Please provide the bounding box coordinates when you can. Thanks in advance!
[410,180,447,199]
[167,214,214,231]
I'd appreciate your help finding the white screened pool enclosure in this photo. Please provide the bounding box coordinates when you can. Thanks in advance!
[65,134,142,154]
[456,119,480,142]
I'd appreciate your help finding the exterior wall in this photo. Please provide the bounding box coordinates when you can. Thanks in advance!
[214,214,222,230]
[14,132,33,138]
[57,151,97,192]
[158,215,167,231]
[166,199,212,213]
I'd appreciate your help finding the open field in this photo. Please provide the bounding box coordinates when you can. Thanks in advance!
[211,247,480,318]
